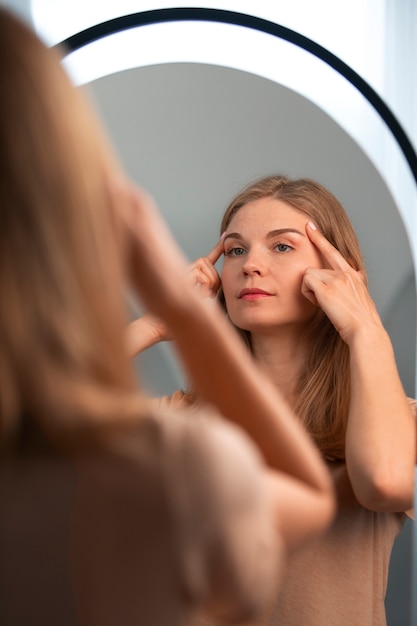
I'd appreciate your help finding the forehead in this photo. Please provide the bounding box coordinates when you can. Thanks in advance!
[228,197,307,231]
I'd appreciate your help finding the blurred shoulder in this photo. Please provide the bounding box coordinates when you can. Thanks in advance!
[144,393,266,479]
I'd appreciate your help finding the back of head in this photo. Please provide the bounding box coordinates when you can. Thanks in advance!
[0,9,137,451]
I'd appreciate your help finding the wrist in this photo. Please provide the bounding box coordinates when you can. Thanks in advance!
[348,322,393,363]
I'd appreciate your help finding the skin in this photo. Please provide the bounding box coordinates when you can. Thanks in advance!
[221,198,323,338]
[220,199,323,401]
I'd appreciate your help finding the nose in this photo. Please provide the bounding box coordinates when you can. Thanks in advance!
[242,249,267,276]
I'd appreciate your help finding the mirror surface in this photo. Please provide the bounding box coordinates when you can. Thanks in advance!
[87,62,415,623]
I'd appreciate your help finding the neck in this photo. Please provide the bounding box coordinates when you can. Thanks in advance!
[250,325,311,409]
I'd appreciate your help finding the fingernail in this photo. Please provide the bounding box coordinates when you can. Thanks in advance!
[307,221,317,230]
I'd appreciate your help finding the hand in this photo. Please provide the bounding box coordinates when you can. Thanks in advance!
[116,179,226,325]
[301,222,382,344]
[187,236,225,298]
[125,237,224,356]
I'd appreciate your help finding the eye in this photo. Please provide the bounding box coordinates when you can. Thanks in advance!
[224,246,246,257]
[274,243,293,253]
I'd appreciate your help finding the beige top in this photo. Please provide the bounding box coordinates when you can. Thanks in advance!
[192,396,416,626]
[197,463,406,626]
[0,406,280,626]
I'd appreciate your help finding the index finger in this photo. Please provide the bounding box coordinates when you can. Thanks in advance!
[206,233,226,265]
[306,221,351,271]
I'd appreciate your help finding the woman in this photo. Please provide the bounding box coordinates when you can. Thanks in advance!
[129,175,415,625]
[0,9,334,626]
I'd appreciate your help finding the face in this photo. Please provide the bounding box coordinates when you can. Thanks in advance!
[221,197,323,334]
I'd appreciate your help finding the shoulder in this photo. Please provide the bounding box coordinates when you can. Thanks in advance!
[146,391,268,497]
[145,400,267,494]
[73,406,279,622]
[144,405,281,622]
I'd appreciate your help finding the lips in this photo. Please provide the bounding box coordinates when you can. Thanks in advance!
[239,288,274,300]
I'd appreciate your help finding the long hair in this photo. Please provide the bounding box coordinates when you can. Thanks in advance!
[220,175,366,460]
[0,9,143,452]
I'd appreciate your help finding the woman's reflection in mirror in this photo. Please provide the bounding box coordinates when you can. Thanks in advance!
[129,174,416,626]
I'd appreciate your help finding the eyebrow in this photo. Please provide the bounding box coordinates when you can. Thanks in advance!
[224,228,305,242]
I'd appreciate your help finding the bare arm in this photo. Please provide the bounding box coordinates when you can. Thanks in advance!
[118,182,335,549]
[125,238,223,358]
[125,313,169,358]
[347,327,415,511]
[303,222,415,512]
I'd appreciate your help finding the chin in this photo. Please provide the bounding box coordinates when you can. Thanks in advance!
[228,314,276,333]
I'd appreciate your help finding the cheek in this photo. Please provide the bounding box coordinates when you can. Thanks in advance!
[293,251,322,280]
[220,264,231,287]
[290,273,307,299]
[284,265,313,301]
[280,261,307,287]
[220,265,230,291]
[220,266,236,309]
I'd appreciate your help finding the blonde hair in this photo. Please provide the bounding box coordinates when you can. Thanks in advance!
[220,175,366,460]
[0,9,143,452]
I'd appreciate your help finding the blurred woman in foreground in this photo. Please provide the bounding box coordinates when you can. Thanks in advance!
[0,8,334,626]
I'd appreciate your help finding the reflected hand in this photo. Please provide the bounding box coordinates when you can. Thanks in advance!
[187,236,225,298]
[117,179,225,323]
[126,237,224,356]
[301,222,382,344]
